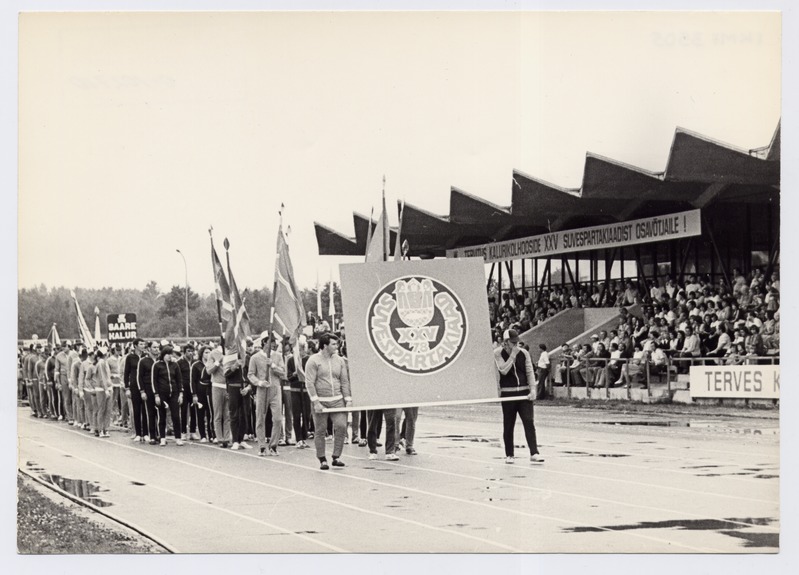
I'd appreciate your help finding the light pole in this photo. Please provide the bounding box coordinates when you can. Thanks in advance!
[176,249,189,338]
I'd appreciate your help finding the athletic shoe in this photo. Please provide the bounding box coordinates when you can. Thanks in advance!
[385,453,399,461]
[132,435,141,442]
[406,447,417,455]
[268,447,279,456]
[58,415,64,421]
[358,439,367,447]
[94,430,100,437]
[285,440,295,446]
[160,438,167,447]
[351,436,360,445]
[143,435,150,443]
[296,441,307,449]
[259,447,266,457]
[505,456,515,464]
[240,441,253,450]
[530,454,545,463]
[176,439,184,446]
[307,432,315,439]
[319,460,329,470]
[399,438,407,449]
[231,442,241,450]
[149,439,158,445]
[100,432,110,438]
[326,435,333,442]
[211,437,218,444]
[368,453,378,460]
[200,437,208,444]
[221,442,229,448]
[376,441,383,447]
[191,432,200,440]
[278,439,286,446]
[332,458,345,467]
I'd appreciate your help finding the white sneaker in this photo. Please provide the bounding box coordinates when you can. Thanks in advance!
[231,442,241,450]
[143,435,150,443]
[132,435,141,442]
[385,453,399,461]
[211,437,218,444]
[100,432,110,438]
[368,453,378,460]
[200,437,208,444]
[505,456,515,464]
[240,441,253,450]
[176,439,184,446]
[530,454,545,463]
[160,438,167,447]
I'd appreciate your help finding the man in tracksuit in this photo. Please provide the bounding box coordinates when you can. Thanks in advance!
[137,341,160,445]
[205,345,231,448]
[70,348,88,429]
[225,358,252,451]
[124,338,148,442]
[248,338,284,456]
[23,346,40,417]
[151,346,184,446]
[177,345,196,440]
[77,350,97,434]
[55,343,73,424]
[304,333,351,470]
[494,329,544,464]
[34,349,50,418]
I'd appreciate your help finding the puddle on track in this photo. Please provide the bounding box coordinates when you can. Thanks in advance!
[592,421,778,435]
[25,461,113,507]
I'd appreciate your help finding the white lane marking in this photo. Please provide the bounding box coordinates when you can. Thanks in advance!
[21,421,518,552]
[22,438,347,553]
[420,417,780,466]
[419,435,778,505]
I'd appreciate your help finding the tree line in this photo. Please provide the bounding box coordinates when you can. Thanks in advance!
[18,281,343,342]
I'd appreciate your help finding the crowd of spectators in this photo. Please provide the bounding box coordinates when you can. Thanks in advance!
[489,267,780,387]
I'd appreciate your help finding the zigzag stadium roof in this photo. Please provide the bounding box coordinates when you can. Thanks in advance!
[315,122,780,258]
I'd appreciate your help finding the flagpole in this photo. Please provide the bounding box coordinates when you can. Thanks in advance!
[209,226,225,348]
[382,175,388,262]
[266,204,284,359]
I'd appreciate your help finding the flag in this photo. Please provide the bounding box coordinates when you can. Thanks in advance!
[328,271,336,331]
[366,189,390,262]
[394,199,405,261]
[47,323,61,349]
[70,290,96,349]
[210,239,239,370]
[316,271,322,318]
[272,225,306,344]
[226,245,252,365]
[94,306,102,342]
[364,206,374,262]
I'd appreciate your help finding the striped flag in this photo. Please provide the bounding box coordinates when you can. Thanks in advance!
[226,245,252,365]
[316,271,322,318]
[47,323,61,349]
[94,306,102,342]
[328,271,336,329]
[272,225,306,344]
[394,199,405,261]
[70,290,95,349]
[210,239,239,370]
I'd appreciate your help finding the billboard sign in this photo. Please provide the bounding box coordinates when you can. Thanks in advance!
[106,313,138,343]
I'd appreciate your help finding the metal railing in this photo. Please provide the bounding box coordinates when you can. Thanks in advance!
[549,354,779,399]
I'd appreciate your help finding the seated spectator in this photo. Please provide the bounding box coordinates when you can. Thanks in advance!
[582,343,609,388]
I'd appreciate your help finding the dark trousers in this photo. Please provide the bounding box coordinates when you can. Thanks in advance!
[290,390,309,441]
[242,393,254,437]
[367,409,398,454]
[501,399,539,457]
[180,386,196,435]
[156,389,182,440]
[144,388,160,440]
[228,387,245,444]
[130,385,148,438]
[196,385,212,439]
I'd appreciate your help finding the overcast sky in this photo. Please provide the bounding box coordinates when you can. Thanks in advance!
[18,10,780,295]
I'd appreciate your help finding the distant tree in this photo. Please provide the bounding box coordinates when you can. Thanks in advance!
[160,285,201,319]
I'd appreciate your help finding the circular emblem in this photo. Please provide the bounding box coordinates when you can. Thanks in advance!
[367,275,468,375]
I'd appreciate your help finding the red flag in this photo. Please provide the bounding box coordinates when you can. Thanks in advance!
[273,225,306,344]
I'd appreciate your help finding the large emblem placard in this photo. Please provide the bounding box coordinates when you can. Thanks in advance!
[367,276,467,375]
[339,258,498,411]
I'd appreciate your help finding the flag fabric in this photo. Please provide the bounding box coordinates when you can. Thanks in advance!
[70,290,96,349]
[272,225,306,344]
[94,306,102,342]
[210,240,239,370]
[316,271,322,318]
[227,252,252,364]
[394,199,405,261]
[364,206,374,263]
[365,193,390,262]
[47,323,61,348]
[328,272,336,331]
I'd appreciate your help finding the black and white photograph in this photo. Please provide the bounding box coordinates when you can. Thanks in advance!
[6,1,796,572]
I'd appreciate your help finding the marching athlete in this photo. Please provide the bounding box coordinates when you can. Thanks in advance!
[151,345,184,446]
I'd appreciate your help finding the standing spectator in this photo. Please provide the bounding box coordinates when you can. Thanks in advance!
[535,343,550,399]
[206,344,231,448]
[137,341,160,445]
[124,338,149,442]
[248,337,285,456]
[177,345,196,440]
[494,329,544,464]
[151,346,184,447]
[191,346,213,443]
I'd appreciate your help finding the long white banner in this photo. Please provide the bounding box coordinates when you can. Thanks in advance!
[446,209,702,263]
[689,365,780,399]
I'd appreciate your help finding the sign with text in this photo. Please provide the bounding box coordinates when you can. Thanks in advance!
[338,258,498,411]
[446,209,702,263]
[689,365,780,399]
[106,313,138,343]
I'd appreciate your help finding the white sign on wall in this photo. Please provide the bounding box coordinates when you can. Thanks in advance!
[689,365,780,399]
